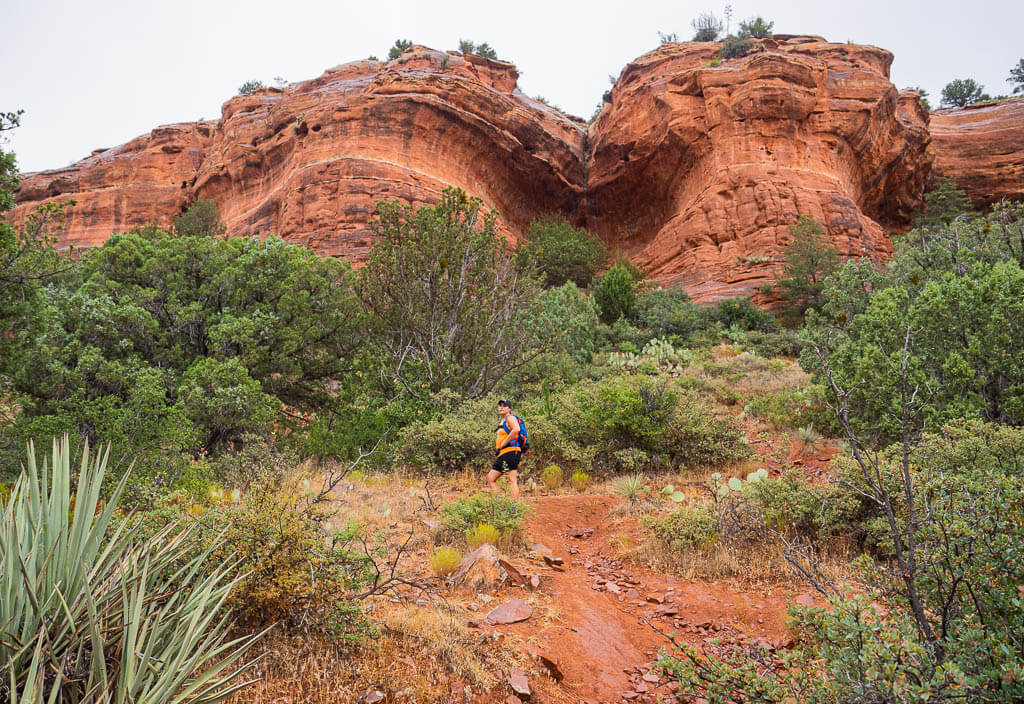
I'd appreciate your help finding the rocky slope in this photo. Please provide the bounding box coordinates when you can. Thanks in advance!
[9,41,1024,300]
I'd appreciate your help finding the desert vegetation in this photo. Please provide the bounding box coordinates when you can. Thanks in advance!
[2,100,1023,704]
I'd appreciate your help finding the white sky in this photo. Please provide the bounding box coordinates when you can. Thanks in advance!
[2,0,1022,173]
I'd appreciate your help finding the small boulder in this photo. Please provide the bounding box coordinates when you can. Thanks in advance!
[498,558,527,586]
[508,669,531,699]
[485,598,533,625]
[450,544,506,592]
[356,688,386,703]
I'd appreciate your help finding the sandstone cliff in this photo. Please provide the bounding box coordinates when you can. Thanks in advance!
[12,47,586,259]
[929,98,1024,210]
[586,36,931,300]
[9,41,1024,301]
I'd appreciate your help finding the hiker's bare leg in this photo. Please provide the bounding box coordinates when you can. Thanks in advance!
[508,471,520,499]
[487,469,502,493]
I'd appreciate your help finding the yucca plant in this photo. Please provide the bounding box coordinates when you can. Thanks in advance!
[0,436,264,704]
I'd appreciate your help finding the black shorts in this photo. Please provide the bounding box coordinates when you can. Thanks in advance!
[492,451,521,474]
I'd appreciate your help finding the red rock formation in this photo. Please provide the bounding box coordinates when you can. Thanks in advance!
[8,41,1023,303]
[12,124,212,249]
[10,47,586,258]
[586,37,932,302]
[929,98,1024,209]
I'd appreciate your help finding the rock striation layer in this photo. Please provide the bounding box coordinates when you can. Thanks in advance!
[9,41,1024,301]
[929,98,1024,210]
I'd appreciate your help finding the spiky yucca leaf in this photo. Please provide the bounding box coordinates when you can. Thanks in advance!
[0,436,263,704]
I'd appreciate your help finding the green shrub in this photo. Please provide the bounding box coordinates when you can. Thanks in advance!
[634,288,714,344]
[713,296,776,332]
[430,547,462,576]
[174,198,226,237]
[541,463,564,489]
[646,505,719,551]
[238,79,264,95]
[2,224,363,497]
[545,375,748,473]
[744,384,837,433]
[742,329,803,357]
[441,493,528,536]
[395,396,495,470]
[466,522,501,548]
[388,39,412,60]
[532,281,600,368]
[1,437,261,703]
[359,187,541,399]
[570,470,592,490]
[516,216,606,288]
[593,264,637,323]
[738,16,774,38]
[718,35,757,59]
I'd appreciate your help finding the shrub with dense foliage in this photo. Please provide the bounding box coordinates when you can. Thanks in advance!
[941,78,987,107]
[775,215,840,322]
[801,202,1024,444]
[388,39,412,60]
[718,35,757,59]
[441,493,527,536]
[593,264,637,323]
[738,16,773,38]
[358,187,542,399]
[2,224,362,494]
[516,215,606,288]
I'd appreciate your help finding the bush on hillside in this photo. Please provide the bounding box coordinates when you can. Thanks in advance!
[516,215,606,288]
[593,264,637,323]
[713,296,777,332]
[691,12,723,41]
[718,35,757,59]
[738,16,774,38]
[2,223,363,496]
[441,493,527,536]
[358,187,542,399]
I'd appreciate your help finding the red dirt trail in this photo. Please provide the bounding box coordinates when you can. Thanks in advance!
[490,494,802,704]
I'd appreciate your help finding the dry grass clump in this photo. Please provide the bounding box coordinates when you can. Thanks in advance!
[429,547,462,576]
[229,601,527,704]
[465,522,501,548]
[540,463,564,490]
[382,604,510,688]
[570,470,593,491]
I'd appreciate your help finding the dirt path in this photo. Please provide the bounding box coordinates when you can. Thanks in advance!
[497,494,799,704]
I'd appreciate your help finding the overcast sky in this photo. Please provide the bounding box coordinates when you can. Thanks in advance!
[3,0,1021,174]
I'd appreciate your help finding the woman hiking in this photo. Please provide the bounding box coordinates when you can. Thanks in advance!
[488,399,522,499]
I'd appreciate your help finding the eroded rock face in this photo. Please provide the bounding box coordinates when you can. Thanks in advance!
[929,98,1024,209]
[11,47,586,258]
[13,124,213,249]
[586,36,932,302]
[8,41,1022,302]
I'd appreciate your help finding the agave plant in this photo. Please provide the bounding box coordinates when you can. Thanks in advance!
[0,436,264,704]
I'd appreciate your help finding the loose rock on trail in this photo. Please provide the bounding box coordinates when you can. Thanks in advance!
[491,494,796,704]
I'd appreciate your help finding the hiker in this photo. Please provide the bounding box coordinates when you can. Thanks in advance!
[489,399,522,499]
